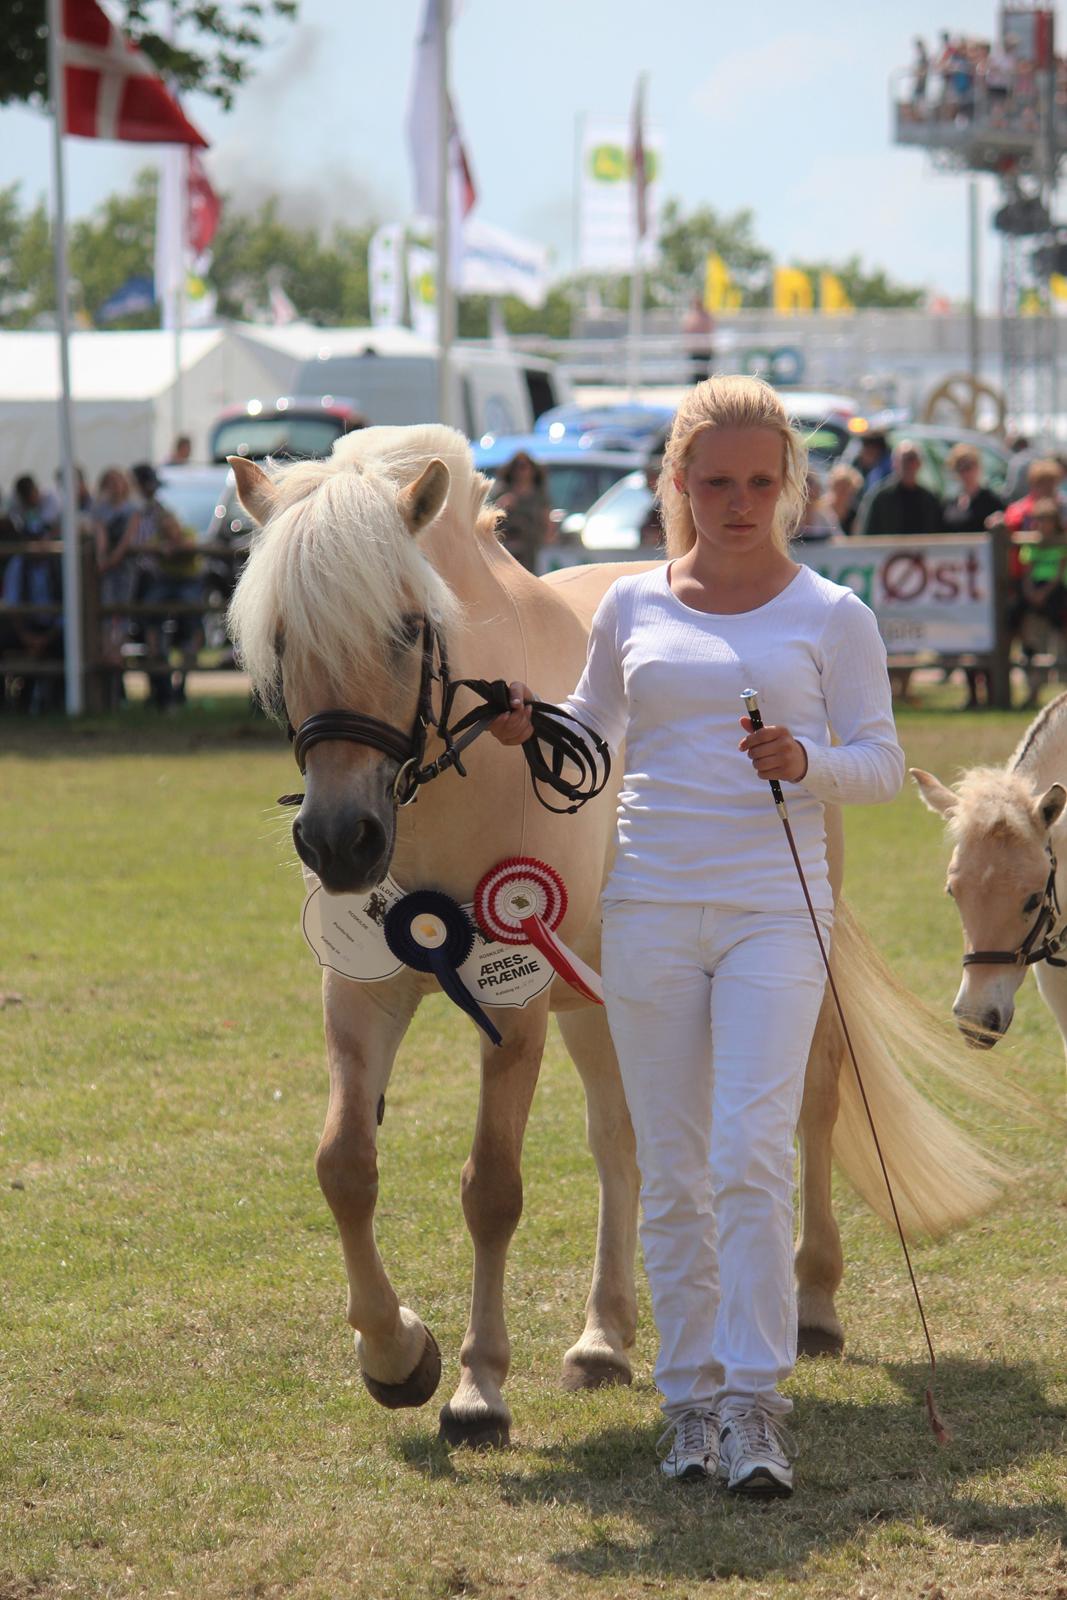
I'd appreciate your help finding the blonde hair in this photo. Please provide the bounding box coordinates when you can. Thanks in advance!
[658,375,809,558]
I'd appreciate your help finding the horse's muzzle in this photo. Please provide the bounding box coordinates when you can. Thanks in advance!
[293,808,392,895]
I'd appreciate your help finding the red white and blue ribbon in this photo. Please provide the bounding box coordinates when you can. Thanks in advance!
[384,890,502,1046]
[474,858,604,1005]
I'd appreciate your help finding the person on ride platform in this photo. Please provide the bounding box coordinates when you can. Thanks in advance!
[489,375,904,1498]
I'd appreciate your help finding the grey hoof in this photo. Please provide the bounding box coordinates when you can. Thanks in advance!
[438,1404,510,1449]
[797,1324,845,1359]
[362,1327,442,1409]
[560,1352,633,1391]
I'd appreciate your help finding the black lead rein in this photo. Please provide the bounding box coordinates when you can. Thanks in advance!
[278,618,610,815]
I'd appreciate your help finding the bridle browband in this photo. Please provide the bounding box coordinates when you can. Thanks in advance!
[279,616,610,815]
[961,846,1067,969]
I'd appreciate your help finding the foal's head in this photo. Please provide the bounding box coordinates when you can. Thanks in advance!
[227,429,467,893]
[912,766,1067,1045]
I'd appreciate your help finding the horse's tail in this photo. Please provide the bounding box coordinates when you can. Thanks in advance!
[827,897,1010,1236]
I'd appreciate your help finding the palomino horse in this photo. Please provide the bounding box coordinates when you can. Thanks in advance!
[228,424,1004,1447]
[912,692,1067,1052]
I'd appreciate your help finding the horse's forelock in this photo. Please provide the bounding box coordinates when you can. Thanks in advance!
[949,768,1043,848]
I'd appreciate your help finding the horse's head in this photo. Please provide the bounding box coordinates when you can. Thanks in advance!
[912,766,1067,1046]
[227,431,468,895]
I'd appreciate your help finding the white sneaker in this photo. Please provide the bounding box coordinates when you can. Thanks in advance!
[718,1408,795,1497]
[657,1408,720,1481]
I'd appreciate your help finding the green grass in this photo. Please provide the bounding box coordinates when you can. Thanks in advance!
[1,698,1064,1600]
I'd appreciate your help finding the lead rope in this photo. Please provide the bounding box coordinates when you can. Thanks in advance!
[742,689,950,1446]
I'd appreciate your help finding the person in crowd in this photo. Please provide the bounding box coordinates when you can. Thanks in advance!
[55,464,92,516]
[794,469,839,543]
[681,293,716,384]
[492,451,553,572]
[911,37,930,105]
[488,375,903,1497]
[1016,497,1067,708]
[854,431,893,492]
[92,468,138,694]
[8,476,56,540]
[855,441,944,536]
[167,435,193,465]
[1002,458,1065,533]
[0,504,63,713]
[942,444,1005,532]
[128,462,202,709]
[1004,433,1036,500]
[940,447,1005,709]
[825,463,864,534]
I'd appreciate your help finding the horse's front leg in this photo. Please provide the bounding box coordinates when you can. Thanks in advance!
[317,972,442,1407]
[555,1000,639,1390]
[438,1003,549,1449]
[795,993,846,1357]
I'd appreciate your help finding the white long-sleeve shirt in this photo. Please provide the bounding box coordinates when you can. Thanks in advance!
[564,562,904,913]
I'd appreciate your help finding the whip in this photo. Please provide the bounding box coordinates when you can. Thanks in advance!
[740,687,949,1445]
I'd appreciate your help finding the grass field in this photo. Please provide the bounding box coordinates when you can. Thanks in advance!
[1,697,1064,1600]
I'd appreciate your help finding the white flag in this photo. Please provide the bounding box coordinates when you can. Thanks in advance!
[154,146,185,330]
[369,224,407,327]
[406,0,476,281]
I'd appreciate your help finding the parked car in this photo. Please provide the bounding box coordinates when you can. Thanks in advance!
[209,395,367,464]
[472,433,646,550]
[154,463,253,652]
[842,423,1011,498]
[580,470,657,557]
[534,402,676,453]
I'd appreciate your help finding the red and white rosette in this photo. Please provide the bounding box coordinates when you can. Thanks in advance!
[474,857,604,1005]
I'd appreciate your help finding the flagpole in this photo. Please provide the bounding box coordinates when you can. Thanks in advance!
[436,0,453,427]
[627,73,647,401]
[47,0,85,716]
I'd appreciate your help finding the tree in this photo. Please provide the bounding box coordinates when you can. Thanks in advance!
[791,254,925,310]
[2,0,299,112]
[655,198,774,304]
[210,200,373,324]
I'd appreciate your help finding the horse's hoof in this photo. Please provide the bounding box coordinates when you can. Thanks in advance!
[438,1403,510,1450]
[797,1324,845,1359]
[362,1328,442,1409]
[560,1350,633,1391]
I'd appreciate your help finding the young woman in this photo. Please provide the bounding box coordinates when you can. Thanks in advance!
[491,376,903,1497]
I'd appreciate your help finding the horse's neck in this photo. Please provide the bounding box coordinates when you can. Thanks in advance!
[1013,697,1067,795]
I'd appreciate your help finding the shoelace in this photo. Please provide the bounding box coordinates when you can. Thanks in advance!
[724,1409,796,1463]
[657,1408,718,1459]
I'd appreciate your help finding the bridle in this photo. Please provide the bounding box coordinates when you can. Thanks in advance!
[961,846,1067,969]
[279,616,609,814]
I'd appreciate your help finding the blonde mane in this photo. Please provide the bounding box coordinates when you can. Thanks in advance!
[228,424,497,709]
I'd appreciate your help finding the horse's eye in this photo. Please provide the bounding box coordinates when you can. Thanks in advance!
[393,614,422,652]
[1023,893,1042,914]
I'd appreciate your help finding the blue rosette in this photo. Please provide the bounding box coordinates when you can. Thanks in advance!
[383,890,503,1047]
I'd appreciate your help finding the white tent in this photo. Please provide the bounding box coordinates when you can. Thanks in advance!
[0,326,302,490]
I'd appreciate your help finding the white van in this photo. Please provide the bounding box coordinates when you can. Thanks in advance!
[294,337,569,440]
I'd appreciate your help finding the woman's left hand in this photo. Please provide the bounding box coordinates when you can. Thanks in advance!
[739,717,809,783]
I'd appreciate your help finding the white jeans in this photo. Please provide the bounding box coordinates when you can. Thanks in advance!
[601,901,830,1421]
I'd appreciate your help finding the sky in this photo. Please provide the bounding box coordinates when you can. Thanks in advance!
[0,0,1025,310]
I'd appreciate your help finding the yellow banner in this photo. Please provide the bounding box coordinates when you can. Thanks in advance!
[773,266,814,315]
[704,253,742,311]
[820,271,853,314]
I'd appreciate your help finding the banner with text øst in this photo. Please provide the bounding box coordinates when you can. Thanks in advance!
[796,535,996,656]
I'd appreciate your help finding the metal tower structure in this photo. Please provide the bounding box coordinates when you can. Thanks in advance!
[893,5,1067,436]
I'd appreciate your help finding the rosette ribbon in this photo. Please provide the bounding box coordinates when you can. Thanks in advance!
[384,890,502,1047]
[474,858,604,1005]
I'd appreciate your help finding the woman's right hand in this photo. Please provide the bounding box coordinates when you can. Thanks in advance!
[490,680,535,744]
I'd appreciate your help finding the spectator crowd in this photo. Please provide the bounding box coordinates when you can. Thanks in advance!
[904,26,1067,131]
[0,449,211,714]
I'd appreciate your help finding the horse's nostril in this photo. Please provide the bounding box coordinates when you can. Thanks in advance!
[982,1009,1001,1034]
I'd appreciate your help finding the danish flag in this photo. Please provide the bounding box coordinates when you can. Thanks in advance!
[60,0,208,148]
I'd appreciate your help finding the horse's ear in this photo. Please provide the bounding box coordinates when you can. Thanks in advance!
[1034,783,1067,833]
[910,768,958,817]
[228,456,278,526]
[399,458,450,535]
